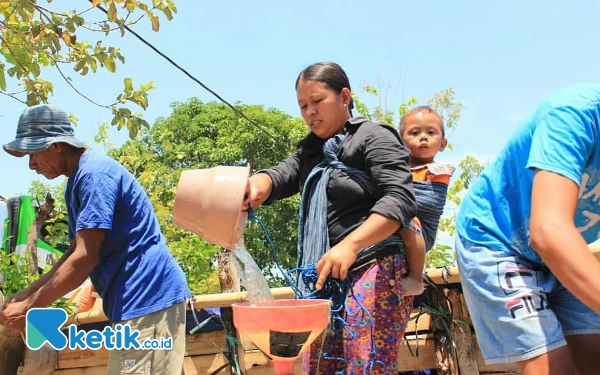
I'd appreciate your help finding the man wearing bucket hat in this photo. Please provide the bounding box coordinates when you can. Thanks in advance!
[0,104,191,374]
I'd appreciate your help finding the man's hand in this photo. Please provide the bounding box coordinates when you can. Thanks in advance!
[0,300,30,332]
[2,289,32,308]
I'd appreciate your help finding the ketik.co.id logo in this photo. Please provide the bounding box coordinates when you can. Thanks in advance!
[26,308,69,350]
[25,308,163,351]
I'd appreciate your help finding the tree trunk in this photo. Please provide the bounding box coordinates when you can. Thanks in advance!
[26,193,55,276]
[19,344,57,375]
[448,289,479,375]
[0,292,25,375]
[217,250,242,375]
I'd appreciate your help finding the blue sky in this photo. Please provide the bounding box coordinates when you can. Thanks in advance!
[2,0,600,198]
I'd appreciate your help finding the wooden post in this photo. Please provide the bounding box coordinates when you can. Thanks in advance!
[19,344,57,375]
[217,250,242,375]
[426,285,458,375]
[26,193,55,276]
[0,327,24,375]
[448,289,479,375]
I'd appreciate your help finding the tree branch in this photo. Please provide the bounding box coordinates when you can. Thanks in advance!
[31,2,68,19]
[33,1,156,38]
[86,9,157,33]
[32,3,59,27]
[0,90,27,104]
[0,35,30,75]
[77,7,95,17]
[50,55,117,108]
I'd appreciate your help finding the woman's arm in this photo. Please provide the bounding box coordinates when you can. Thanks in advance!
[315,213,401,290]
[245,148,304,209]
[364,124,417,228]
[315,124,417,289]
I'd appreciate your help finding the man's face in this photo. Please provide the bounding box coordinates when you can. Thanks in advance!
[28,144,64,180]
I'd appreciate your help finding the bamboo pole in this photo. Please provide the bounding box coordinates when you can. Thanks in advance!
[62,241,600,328]
[64,268,465,327]
[425,266,461,285]
[64,287,295,327]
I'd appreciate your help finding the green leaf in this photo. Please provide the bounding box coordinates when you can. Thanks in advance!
[107,1,117,22]
[0,64,6,91]
[132,92,148,109]
[140,81,155,92]
[128,119,138,139]
[29,63,40,77]
[89,57,98,73]
[124,77,133,95]
[161,7,173,21]
[62,33,72,46]
[104,56,116,72]
[118,116,125,130]
[149,12,159,32]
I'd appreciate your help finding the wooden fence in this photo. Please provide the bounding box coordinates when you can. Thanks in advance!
[40,267,520,375]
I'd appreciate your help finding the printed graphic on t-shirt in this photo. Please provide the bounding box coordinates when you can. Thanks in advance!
[577,170,600,239]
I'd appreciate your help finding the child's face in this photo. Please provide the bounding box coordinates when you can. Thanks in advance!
[401,112,447,161]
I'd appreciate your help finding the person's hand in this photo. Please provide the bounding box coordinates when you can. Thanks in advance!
[0,300,30,332]
[242,174,273,210]
[315,242,359,290]
[242,180,252,210]
[2,289,31,309]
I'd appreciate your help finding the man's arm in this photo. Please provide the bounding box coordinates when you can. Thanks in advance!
[530,169,600,313]
[24,229,103,309]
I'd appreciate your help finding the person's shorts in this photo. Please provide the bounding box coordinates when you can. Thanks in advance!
[455,235,600,364]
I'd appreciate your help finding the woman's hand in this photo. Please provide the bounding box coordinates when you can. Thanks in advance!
[242,173,273,210]
[315,241,359,290]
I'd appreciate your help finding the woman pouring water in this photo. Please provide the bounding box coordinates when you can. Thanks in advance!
[243,62,418,375]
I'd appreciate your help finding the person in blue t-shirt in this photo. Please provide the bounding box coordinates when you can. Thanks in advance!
[455,83,600,374]
[0,104,191,375]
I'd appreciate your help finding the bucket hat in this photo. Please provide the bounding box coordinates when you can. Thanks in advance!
[3,104,86,157]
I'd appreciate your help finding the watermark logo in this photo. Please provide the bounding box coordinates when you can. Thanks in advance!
[25,308,172,351]
[26,308,68,350]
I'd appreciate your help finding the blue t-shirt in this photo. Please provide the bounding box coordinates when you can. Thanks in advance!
[456,83,600,265]
[65,150,191,322]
